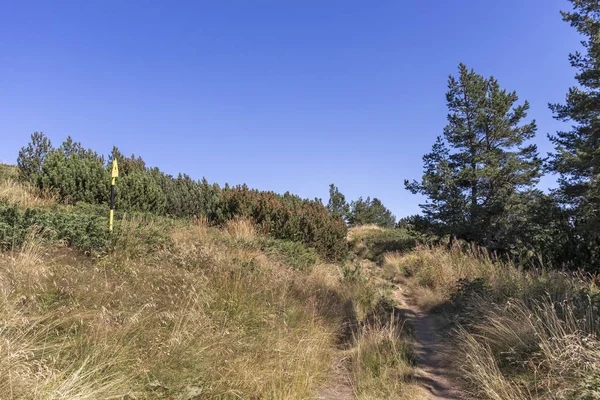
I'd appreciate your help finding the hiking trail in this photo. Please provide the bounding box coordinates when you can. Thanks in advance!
[393,284,463,400]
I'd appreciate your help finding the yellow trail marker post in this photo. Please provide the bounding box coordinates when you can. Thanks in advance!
[109,159,119,233]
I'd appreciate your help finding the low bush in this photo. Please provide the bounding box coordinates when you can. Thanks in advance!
[217,185,348,260]
[0,201,109,252]
[265,239,318,271]
[15,133,350,260]
[0,199,174,257]
[349,226,416,262]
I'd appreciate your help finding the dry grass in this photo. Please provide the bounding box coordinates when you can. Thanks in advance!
[347,224,383,241]
[350,315,426,399]
[0,263,133,399]
[385,244,544,309]
[0,215,365,399]
[225,217,257,240]
[0,179,57,208]
[456,297,600,399]
[388,245,600,399]
[0,180,425,399]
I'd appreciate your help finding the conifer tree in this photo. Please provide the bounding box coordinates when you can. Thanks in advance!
[17,132,52,186]
[347,197,396,228]
[327,184,349,221]
[549,0,600,269]
[41,137,108,204]
[406,64,542,251]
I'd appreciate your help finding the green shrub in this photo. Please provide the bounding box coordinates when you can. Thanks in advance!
[40,137,109,205]
[16,134,348,260]
[265,239,318,271]
[17,132,51,185]
[217,185,348,260]
[0,164,18,181]
[0,200,109,252]
[116,172,166,214]
[352,228,416,262]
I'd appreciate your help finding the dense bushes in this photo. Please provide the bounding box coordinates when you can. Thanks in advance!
[0,200,109,252]
[217,185,347,260]
[0,198,174,256]
[40,138,109,205]
[116,172,166,214]
[15,134,347,259]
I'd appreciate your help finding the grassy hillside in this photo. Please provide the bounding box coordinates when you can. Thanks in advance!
[0,166,426,399]
[3,162,598,399]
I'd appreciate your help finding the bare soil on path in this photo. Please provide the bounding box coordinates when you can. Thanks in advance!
[393,285,464,400]
[315,357,355,400]
[316,266,463,400]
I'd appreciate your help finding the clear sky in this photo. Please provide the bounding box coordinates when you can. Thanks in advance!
[0,0,581,217]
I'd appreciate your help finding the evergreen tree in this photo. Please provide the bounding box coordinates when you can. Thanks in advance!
[109,146,147,176]
[117,172,166,214]
[347,197,396,228]
[406,64,542,251]
[40,137,109,204]
[327,184,349,220]
[17,132,52,186]
[549,0,600,270]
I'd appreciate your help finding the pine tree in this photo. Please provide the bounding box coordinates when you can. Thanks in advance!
[117,172,166,213]
[17,132,52,186]
[549,0,600,269]
[40,137,109,204]
[347,196,396,228]
[327,184,349,221]
[406,64,542,251]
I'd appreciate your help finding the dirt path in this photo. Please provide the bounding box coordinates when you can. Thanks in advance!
[315,357,355,400]
[316,260,463,400]
[393,285,463,400]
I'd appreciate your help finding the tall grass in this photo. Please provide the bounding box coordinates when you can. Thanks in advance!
[390,245,600,399]
[0,176,429,399]
[0,179,57,208]
[349,315,426,399]
[225,217,257,240]
[0,211,366,398]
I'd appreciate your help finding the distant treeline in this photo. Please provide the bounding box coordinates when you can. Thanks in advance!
[16,134,347,260]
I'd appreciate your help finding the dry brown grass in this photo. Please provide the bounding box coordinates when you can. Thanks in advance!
[388,245,600,399]
[385,244,533,309]
[0,183,428,399]
[225,217,257,240]
[455,297,600,399]
[0,218,360,399]
[350,315,426,400]
[0,179,57,208]
[347,224,383,241]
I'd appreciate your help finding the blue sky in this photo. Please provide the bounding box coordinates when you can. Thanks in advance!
[0,0,581,217]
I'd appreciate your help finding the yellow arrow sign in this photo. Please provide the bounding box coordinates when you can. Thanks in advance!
[111,159,119,179]
[110,159,118,233]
